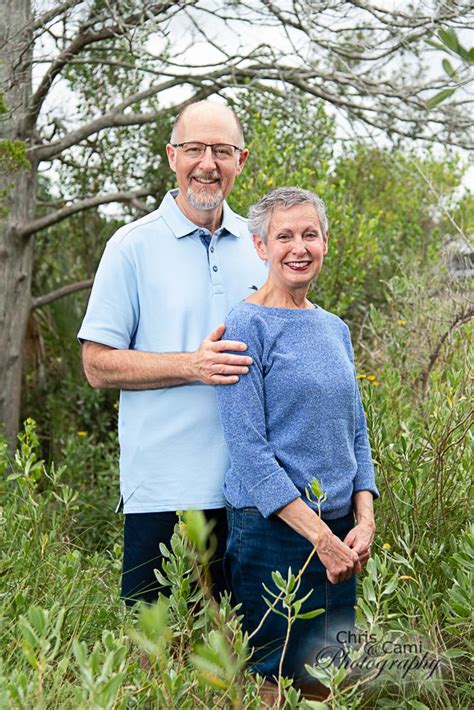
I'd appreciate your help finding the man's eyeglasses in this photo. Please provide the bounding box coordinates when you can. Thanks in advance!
[171,142,243,160]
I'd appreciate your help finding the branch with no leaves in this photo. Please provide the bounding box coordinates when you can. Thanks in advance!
[26,1,178,129]
[31,279,94,310]
[31,75,226,163]
[33,0,84,32]
[419,306,474,395]
[16,188,154,237]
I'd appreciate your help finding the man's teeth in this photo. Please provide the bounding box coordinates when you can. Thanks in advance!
[193,177,217,183]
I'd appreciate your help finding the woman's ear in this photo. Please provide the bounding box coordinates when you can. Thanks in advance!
[323,230,329,256]
[252,234,268,261]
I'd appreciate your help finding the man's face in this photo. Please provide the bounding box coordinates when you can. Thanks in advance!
[166,108,248,213]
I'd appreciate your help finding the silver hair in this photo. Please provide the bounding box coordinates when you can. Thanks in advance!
[247,187,328,243]
[170,101,245,147]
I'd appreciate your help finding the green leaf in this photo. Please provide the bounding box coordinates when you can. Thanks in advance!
[262,596,287,618]
[442,59,457,78]
[457,45,474,64]
[426,39,447,51]
[363,576,376,603]
[381,573,399,596]
[438,28,460,53]
[271,570,285,590]
[296,607,325,620]
[426,89,455,109]
[443,648,467,659]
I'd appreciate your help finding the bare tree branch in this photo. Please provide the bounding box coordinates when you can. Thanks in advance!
[31,278,94,310]
[32,74,230,162]
[25,1,179,131]
[17,188,154,237]
[419,307,474,395]
[33,0,84,32]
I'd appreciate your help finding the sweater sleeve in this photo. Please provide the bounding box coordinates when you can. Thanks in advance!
[342,324,379,499]
[216,311,301,517]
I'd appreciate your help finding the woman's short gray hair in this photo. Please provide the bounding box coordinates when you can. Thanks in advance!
[247,187,328,243]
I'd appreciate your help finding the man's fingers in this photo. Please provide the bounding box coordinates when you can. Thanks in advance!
[205,352,252,367]
[204,325,249,353]
[218,353,253,366]
[211,339,249,353]
[207,323,226,341]
[211,375,240,385]
[212,364,249,376]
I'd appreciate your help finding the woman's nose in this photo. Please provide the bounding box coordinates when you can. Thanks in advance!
[291,237,307,253]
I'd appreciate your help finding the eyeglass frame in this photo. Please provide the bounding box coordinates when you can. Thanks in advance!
[170,142,244,158]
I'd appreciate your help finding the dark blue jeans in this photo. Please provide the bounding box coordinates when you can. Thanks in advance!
[226,507,356,682]
[121,508,229,606]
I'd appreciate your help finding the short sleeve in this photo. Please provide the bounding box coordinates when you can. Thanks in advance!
[78,240,139,349]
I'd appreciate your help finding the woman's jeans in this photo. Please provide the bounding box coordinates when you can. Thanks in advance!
[226,507,356,682]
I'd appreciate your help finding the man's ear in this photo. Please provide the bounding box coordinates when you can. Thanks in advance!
[236,148,249,175]
[166,143,177,172]
[252,234,267,261]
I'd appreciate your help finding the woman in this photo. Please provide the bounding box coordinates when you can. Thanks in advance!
[216,187,378,689]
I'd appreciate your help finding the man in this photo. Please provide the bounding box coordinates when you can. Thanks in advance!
[78,101,267,604]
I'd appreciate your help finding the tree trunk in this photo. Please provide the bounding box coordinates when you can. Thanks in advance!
[0,0,36,448]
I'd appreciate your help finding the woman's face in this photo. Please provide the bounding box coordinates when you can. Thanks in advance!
[254,203,328,291]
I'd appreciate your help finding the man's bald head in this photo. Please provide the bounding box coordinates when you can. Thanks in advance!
[170,101,245,148]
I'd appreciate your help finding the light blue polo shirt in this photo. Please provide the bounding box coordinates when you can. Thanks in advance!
[78,190,267,513]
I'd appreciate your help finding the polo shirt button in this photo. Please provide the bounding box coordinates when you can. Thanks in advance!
[212,265,218,272]
[210,246,215,253]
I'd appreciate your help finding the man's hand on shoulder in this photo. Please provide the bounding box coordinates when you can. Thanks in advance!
[192,324,253,385]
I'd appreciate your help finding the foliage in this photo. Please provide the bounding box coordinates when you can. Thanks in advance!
[2,236,472,705]
[0,138,31,216]
[0,139,30,174]
[426,28,474,107]
[230,94,468,321]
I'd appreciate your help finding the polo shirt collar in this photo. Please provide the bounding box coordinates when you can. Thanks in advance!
[161,189,242,239]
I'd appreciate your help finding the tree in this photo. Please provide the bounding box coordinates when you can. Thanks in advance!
[1,0,473,446]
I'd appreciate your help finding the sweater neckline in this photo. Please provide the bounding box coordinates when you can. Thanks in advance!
[241,300,318,315]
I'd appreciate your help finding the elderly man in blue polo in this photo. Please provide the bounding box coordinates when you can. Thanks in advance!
[78,101,267,605]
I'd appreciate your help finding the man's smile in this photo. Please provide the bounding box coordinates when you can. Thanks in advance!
[191,173,221,186]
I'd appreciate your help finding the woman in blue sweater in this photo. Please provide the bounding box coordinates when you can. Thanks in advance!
[216,187,378,692]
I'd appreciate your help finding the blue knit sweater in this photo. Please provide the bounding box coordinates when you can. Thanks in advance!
[216,301,379,519]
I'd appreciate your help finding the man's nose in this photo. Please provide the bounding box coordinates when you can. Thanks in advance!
[198,145,218,170]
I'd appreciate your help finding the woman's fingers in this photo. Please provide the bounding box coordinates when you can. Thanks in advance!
[319,533,360,584]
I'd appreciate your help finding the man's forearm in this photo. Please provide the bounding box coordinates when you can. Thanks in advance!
[82,326,253,390]
[82,343,197,389]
